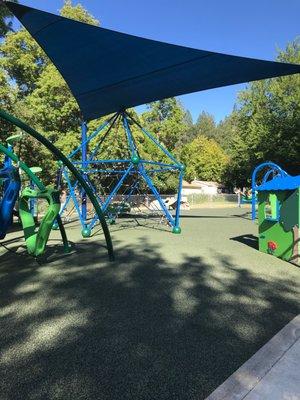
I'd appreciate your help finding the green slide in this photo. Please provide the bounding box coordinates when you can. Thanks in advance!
[19,187,61,257]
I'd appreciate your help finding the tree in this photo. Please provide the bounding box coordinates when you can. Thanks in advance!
[195,111,216,139]
[180,135,229,182]
[0,1,18,38]
[60,0,100,25]
[0,1,100,181]
[223,38,300,187]
[214,113,239,154]
[141,98,190,152]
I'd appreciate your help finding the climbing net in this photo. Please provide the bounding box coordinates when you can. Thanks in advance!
[58,111,184,236]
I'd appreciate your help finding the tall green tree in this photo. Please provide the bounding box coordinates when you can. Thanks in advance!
[141,98,190,152]
[0,1,100,181]
[224,38,300,187]
[180,135,229,182]
[195,111,216,139]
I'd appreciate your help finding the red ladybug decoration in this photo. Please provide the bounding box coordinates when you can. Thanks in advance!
[268,241,277,251]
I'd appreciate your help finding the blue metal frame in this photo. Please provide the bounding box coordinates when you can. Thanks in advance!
[4,144,13,168]
[59,111,184,235]
[0,165,21,239]
[251,161,288,220]
[81,121,88,224]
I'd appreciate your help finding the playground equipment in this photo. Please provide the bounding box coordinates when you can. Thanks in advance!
[2,1,299,260]
[58,111,184,236]
[0,109,114,261]
[0,165,21,239]
[5,1,300,239]
[238,191,256,207]
[238,162,289,220]
[0,141,69,255]
[256,174,300,265]
[19,187,61,257]
[0,135,66,255]
[0,134,23,239]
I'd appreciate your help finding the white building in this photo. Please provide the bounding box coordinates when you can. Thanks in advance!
[182,180,222,195]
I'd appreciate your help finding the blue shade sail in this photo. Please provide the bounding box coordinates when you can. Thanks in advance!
[6,2,300,122]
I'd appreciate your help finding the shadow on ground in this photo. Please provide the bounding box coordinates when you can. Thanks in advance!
[180,215,233,219]
[231,211,253,221]
[0,238,299,400]
[230,234,259,250]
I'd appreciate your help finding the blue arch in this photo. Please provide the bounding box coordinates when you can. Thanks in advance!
[251,162,288,220]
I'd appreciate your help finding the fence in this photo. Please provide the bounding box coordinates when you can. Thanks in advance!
[186,193,238,206]
[32,193,239,219]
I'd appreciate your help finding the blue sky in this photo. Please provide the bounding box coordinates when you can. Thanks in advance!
[14,0,300,123]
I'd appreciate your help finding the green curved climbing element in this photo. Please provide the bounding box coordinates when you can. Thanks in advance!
[19,187,61,257]
[0,108,114,261]
[0,142,70,254]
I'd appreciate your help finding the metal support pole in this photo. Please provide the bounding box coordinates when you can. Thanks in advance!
[122,113,138,158]
[81,121,88,223]
[174,170,183,232]
[4,144,13,168]
[139,165,175,227]
[30,179,35,217]
[68,114,117,159]
[125,111,181,167]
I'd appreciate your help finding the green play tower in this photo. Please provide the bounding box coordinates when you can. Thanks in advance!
[257,175,300,265]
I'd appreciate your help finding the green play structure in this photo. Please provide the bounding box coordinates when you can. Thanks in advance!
[19,187,61,257]
[0,109,114,261]
[257,174,300,265]
[0,141,70,256]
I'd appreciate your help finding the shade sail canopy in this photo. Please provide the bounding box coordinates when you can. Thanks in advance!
[6,2,300,122]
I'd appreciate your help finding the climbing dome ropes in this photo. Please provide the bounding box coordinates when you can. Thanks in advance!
[3,1,300,237]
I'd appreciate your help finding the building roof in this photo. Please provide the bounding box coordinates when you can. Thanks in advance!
[256,175,300,191]
[182,180,221,189]
[6,2,300,122]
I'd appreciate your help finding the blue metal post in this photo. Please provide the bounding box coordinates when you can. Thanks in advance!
[122,114,137,157]
[125,112,181,167]
[81,121,88,223]
[68,115,117,159]
[3,144,13,192]
[30,179,35,216]
[174,169,184,233]
[139,165,175,227]
[4,144,13,167]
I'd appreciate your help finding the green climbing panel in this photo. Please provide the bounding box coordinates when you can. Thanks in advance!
[258,190,299,263]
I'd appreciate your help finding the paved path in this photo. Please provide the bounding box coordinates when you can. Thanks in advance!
[206,315,300,400]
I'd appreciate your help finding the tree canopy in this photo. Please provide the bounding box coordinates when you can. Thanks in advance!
[224,39,300,187]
